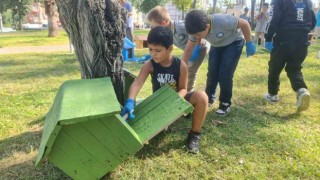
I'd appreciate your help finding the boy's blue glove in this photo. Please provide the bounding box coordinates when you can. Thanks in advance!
[189,44,201,62]
[264,42,274,52]
[120,98,135,120]
[246,40,256,57]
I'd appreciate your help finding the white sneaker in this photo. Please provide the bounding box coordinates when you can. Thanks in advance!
[263,93,279,103]
[296,88,310,112]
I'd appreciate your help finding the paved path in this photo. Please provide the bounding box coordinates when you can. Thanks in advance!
[0,45,73,55]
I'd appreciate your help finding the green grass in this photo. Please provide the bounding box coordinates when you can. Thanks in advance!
[0,30,70,48]
[0,40,319,179]
[0,29,150,48]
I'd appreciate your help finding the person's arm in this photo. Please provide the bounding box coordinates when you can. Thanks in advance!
[254,12,260,20]
[237,18,252,42]
[177,60,188,98]
[127,3,133,16]
[127,61,152,99]
[265,0,283,42]
[182,39,196,64]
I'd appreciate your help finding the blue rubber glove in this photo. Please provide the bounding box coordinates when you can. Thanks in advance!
[246,40,256,57]
[189,44,201,63]
[120,98,135,121]
[264,42,274,52]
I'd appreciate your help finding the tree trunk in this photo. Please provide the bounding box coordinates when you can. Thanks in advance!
[212,0,217,13]
[251,0,256,30]
[45,0,59,37]
[192,0,197,9]
[55,0,126,104]
[259,0,265,12]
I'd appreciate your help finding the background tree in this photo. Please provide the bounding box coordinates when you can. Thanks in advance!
[172,0,192,19]
[259,0,265,11]
[251,0,256,30]
[211,0,218,13]
[0,0,31,30]
[55,0,126,104]
[139,0,168,14]
[44,0,58,37]
[192,0,197,8]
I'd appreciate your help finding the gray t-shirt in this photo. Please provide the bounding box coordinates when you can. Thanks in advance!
[255,13,269,33]
[172,20,189,50]
[189,14,243,47]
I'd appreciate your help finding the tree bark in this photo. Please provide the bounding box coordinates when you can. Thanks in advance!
[212,0,217,13]
[55,0,126,104]
[192,0,196,9]
[44,0,59,37]
[251,0,256,30]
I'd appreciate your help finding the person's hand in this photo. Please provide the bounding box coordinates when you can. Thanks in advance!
[246,40,256,57]
[189,44,201,63]
[264,42,274,52]
[120,98,135,121]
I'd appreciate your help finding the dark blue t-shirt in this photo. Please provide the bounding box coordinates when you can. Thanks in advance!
[150,57,180,93]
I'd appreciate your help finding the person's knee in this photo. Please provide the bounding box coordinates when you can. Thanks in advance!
[192,91,208,106]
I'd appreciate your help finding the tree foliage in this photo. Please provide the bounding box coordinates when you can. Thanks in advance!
[140,0,168,14]
[172,0,192,12]
[0,0,31,14]
[131,0,168,13]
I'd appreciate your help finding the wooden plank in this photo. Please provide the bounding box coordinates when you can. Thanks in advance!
[83,118,137,162]
[131,85,171,118]
[35,125,61,166]
[50,147,94,180]
[128,85,193,143]
[62,124,120,173]
[100,115,143,153]
[49,129,102,179]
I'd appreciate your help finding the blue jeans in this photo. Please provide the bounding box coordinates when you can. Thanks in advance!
[205,39,244,105]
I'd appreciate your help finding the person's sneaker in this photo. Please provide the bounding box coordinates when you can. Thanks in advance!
[263,93,279,103]
[296,88,310,112]
[215,102,231,117]
[186,131,200,154]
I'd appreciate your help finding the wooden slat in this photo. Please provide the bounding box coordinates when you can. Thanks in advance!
[129,85,194,143]
[49,129,103,179]
[62,124,120,173]
[130,85,171,121]
[83,118,136,162]
[100,115,143,153]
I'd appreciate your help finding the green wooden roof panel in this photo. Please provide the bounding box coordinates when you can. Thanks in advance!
[129,85,194,143]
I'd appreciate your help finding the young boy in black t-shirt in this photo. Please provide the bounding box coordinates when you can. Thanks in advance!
[121,26,208,153]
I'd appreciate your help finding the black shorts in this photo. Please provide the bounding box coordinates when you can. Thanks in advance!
[184,91,195,102]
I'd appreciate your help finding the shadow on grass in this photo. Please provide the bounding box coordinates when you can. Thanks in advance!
[0,128,69,179]
[0,53,76,67]
[28,116,46,127]
[0,61,79,81]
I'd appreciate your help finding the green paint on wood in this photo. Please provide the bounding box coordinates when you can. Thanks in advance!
[123,68,136,106]
[36,78,193,179]
[36,78,121,166]
[129,85,194,143]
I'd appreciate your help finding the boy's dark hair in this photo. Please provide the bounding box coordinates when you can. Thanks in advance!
[147,26,173,49]
[185,10,209,35]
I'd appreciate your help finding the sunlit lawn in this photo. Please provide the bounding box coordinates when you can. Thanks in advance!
[0,33,319,179]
